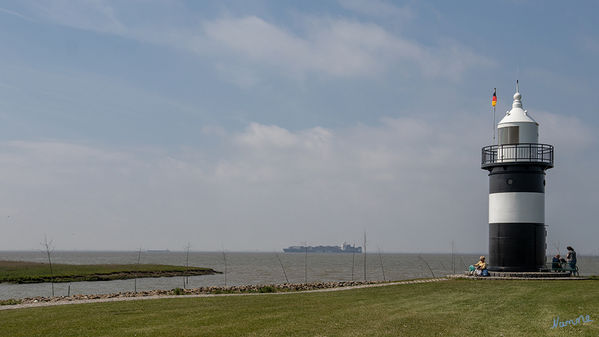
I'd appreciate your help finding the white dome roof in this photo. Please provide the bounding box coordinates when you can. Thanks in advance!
[498,91,538,126]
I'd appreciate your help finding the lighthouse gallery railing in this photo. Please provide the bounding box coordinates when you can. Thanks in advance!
[481,143,554,168]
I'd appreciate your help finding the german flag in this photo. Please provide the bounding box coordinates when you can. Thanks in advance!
[492,88,497,107]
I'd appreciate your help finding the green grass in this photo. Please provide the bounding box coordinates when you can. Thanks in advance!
[1,279,597,336]
[0,260,217,284]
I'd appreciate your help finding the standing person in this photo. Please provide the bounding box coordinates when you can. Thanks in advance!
[566,246,577,272]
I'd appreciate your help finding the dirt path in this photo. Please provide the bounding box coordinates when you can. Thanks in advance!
[0,278,448,311]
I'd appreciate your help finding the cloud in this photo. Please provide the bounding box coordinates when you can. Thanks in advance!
[0,6,33,21]
[535,111,595,152]
[21,2,492,80]
[22,0,194,50]
[1,112,597,252]
[203,16,493,79]
[234,123,332,150]
[0,116,487,251]
[30,0,126,35]
[214,63,262,88]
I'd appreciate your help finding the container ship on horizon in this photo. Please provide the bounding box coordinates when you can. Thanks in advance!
[283,243,362,253]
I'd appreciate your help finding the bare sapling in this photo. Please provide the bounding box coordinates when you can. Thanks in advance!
[363,232,367,281]
[351,246,356,282]
[418,255,436,278]
[222,248,227,287]
[451,240,455,274]
[459,256,468,270]
[551,241,561,256]
[134,247,142,293]
[184,242,191,288]
[304,245,308,283]
[377,248,386,281]
[276,254,289,283]
[41,235,55,297]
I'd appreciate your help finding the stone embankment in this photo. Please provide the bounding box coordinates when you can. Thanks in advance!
[16,280,384,305]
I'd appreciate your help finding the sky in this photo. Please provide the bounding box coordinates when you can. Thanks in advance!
[0,0,598,254]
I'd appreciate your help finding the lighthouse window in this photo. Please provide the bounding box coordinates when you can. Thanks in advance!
[498,126,519,145]
[506,178,513,185]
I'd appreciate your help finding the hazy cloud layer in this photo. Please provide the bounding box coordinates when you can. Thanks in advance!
[23,1,492,80]
[2,111,596,253]
[203,16,492,79]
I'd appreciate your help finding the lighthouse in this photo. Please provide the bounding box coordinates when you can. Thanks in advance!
[481,88,554,272]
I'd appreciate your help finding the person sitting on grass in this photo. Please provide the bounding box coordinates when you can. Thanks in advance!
[473,256,488,276]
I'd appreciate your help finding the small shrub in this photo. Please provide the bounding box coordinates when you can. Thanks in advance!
[172,288,185,295]
[258,286,275,293]
[0,299,22,306]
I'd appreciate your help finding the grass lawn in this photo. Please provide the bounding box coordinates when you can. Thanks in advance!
[0,260,216,283]
[0,279,597,336]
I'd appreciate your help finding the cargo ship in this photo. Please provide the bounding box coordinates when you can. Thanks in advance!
[283,242,362,253]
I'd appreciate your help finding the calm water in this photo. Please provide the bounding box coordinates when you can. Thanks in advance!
[1,251,597,300]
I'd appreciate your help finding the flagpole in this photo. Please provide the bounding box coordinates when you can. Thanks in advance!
[493,105,496,144]
[492,88,497,144]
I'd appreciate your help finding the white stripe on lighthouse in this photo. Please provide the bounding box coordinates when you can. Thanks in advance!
[489,192,544,223]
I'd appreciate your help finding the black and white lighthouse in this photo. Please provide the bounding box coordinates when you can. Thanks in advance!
[481,88,554,272]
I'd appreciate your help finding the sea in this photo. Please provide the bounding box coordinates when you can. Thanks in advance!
[1,251,597,300]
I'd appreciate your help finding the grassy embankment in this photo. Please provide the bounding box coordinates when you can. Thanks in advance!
[0,260,217,284]
[1,279,597,336]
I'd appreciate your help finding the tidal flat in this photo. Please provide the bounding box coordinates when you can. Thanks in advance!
[0,260,217,284]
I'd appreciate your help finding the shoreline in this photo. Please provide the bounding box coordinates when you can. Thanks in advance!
[1,275,594,311]
[0,278,448,310]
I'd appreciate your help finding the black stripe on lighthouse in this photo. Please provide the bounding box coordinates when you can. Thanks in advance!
[488,166,545,194]
[489,222,546,272]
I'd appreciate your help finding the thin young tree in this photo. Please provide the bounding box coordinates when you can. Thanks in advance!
[451,240,455,274]
[351,244,356,282]
[304,245,308,283]
[451,244,468,270]
[459,256,468,270]
[377,247,386,282]
[222,248,227,287]
[551,241,562,256]
[41,235,54,297]
[134,247,142,293]
[363,232,367,281]
[276,254,289,283]
[418,255,435,278]
[184,242,191,288]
